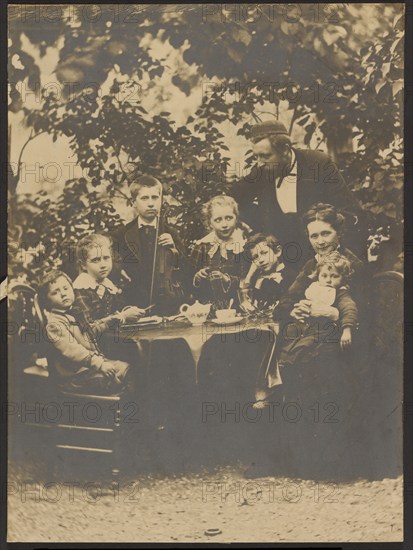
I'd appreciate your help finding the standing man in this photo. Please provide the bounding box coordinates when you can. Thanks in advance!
[231,120,366,265]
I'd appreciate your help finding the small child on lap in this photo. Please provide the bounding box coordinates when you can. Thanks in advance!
[279,252,358,372]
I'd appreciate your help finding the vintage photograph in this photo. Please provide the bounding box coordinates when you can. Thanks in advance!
[7,3,404,543]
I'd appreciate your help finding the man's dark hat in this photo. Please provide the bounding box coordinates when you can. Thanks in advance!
[250,120,289,140]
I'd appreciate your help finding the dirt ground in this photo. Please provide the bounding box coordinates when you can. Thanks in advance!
[7,461,403,544]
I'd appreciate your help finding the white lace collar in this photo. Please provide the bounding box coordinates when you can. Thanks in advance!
[73,273,121,295]
[197,227,247,259]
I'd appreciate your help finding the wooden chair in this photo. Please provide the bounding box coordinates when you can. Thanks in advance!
[8,282,40,375]
[12,290,125,483]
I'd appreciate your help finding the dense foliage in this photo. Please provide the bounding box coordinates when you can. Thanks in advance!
[8,3,404,284]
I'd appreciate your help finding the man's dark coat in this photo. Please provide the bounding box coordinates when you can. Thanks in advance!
[231,148,366,262]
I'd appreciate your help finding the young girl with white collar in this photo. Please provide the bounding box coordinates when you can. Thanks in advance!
[190,195,251,308]
[73,233,144,357]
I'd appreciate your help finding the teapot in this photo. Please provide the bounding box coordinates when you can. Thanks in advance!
[179,300,211,325]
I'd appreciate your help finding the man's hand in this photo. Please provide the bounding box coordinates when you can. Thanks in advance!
[290,299,312,321]
[340,327,352,350]
[158,233,175,248]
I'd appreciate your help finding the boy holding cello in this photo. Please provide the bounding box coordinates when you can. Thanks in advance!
[113,173,187,316]
[112,173,196,452]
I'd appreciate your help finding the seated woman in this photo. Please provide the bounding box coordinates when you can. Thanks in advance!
[245,203,367,479]
[190,195,251,310]
[276,202,365,320]
[273,203,366,479]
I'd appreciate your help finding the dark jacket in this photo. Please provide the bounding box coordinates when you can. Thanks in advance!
[246,262,296,311]
[230,148,366,261]
[334,287,358,329]
[112,216,188,315]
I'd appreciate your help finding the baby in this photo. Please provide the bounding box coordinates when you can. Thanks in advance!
[304,252,356,348]
[279,252,358,371]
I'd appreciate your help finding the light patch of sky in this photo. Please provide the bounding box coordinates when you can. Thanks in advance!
[9,33,76,196]
[10,30,254,202]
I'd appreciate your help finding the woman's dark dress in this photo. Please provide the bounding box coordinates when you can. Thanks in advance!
[271,248,367,478]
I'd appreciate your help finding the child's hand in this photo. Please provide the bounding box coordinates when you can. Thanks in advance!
[246,261,259,280]
[210,270,231,285]
[158,233,175,248]
[340,327,352,350]
[240,299,256,314]
[100,361,118,379]
[194,268,210,285]
[120,306,146,323]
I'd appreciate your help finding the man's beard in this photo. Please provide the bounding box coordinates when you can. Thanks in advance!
[261,162,286,182]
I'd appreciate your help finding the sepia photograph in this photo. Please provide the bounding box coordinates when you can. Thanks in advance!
[6,2,405,544]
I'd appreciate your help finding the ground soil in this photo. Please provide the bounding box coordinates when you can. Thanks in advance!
[7,461,403,543]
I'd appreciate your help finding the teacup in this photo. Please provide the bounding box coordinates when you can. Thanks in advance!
[215,308,237,321]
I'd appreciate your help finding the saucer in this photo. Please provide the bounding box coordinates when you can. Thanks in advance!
[210,316,243,326]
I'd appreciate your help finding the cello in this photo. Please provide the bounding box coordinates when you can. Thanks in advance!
[149,207,184,315]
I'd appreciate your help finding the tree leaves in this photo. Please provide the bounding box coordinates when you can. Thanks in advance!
[9,3,404,266]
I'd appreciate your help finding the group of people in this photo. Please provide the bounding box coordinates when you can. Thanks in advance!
[34,120,375,477]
